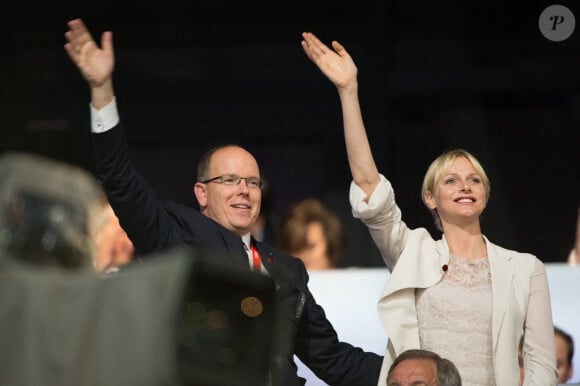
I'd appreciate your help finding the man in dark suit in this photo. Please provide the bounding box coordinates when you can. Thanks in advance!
[64,18,382,386]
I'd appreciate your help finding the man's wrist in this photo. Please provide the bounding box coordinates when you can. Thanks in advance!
[90,96,119,133]
[90,78,115,110]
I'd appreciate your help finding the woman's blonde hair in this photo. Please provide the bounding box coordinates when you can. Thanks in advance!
[421,149,490,231]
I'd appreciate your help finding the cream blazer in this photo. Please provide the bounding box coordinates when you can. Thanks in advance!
[350,175,557,386]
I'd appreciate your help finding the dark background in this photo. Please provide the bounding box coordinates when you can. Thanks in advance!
[1,1,578,266]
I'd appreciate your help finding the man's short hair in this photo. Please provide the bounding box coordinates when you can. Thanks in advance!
[388,349,462,386]
[197,144,242,182]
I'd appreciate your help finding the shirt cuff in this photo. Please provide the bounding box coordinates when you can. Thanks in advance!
[90,97,119,133]
[350,175,389,214]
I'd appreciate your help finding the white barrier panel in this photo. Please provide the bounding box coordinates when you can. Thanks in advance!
[297,264,580,385]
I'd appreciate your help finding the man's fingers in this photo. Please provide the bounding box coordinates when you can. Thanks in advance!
[66,19,96,54]
[63,33,84,62]
[63,43,75,62]
[101,31,114,56]
[67,19,87,43]
[68,19,88,37]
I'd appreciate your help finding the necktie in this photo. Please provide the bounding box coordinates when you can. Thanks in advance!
[250,243,261,272]
[243,242,261,272]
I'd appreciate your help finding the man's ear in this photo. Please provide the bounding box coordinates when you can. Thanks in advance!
[193,182,207,207]
[424,190,437,210]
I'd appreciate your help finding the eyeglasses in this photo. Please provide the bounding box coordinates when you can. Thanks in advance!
[200,174,264,189]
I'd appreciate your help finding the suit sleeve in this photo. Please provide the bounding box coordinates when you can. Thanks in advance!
[91,124,177,255]
[522,258,558,386]
[350,174,409,271]
[292,262,382,386]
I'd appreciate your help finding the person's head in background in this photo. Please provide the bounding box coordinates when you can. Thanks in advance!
[520,327,574,384]
[387,349,462,386]
[0,152,105,270]
[555,326,574,383]
[93,202,134,273]
[276,197,347,270]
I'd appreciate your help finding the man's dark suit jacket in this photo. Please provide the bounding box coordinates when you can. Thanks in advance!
[92,124,382,386]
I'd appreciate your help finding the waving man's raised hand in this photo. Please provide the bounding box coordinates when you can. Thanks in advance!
[64,19,114,89]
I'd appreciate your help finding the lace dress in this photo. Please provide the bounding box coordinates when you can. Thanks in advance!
[416,255,496,386]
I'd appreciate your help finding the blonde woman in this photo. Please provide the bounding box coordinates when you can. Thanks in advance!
[301,32,557,386]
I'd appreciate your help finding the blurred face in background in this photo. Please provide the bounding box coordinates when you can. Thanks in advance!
[277,198,346,271]
[293,221,331,271]
[555,334,573,383]
[94,204,134,272]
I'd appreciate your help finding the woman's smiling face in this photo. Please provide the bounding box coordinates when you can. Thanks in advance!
[425,156,487,227]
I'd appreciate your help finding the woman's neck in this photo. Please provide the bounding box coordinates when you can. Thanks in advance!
[443,222,487,260]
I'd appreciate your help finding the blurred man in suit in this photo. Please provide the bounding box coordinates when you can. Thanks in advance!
[0,151,105,269]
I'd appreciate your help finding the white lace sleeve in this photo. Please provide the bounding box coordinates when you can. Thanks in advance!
[522,258,558,386]
[349,174,409,271]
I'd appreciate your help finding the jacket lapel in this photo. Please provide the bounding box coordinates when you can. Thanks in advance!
[378,230,449,356]
[218,227,251,270]
[486,237,514,352]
